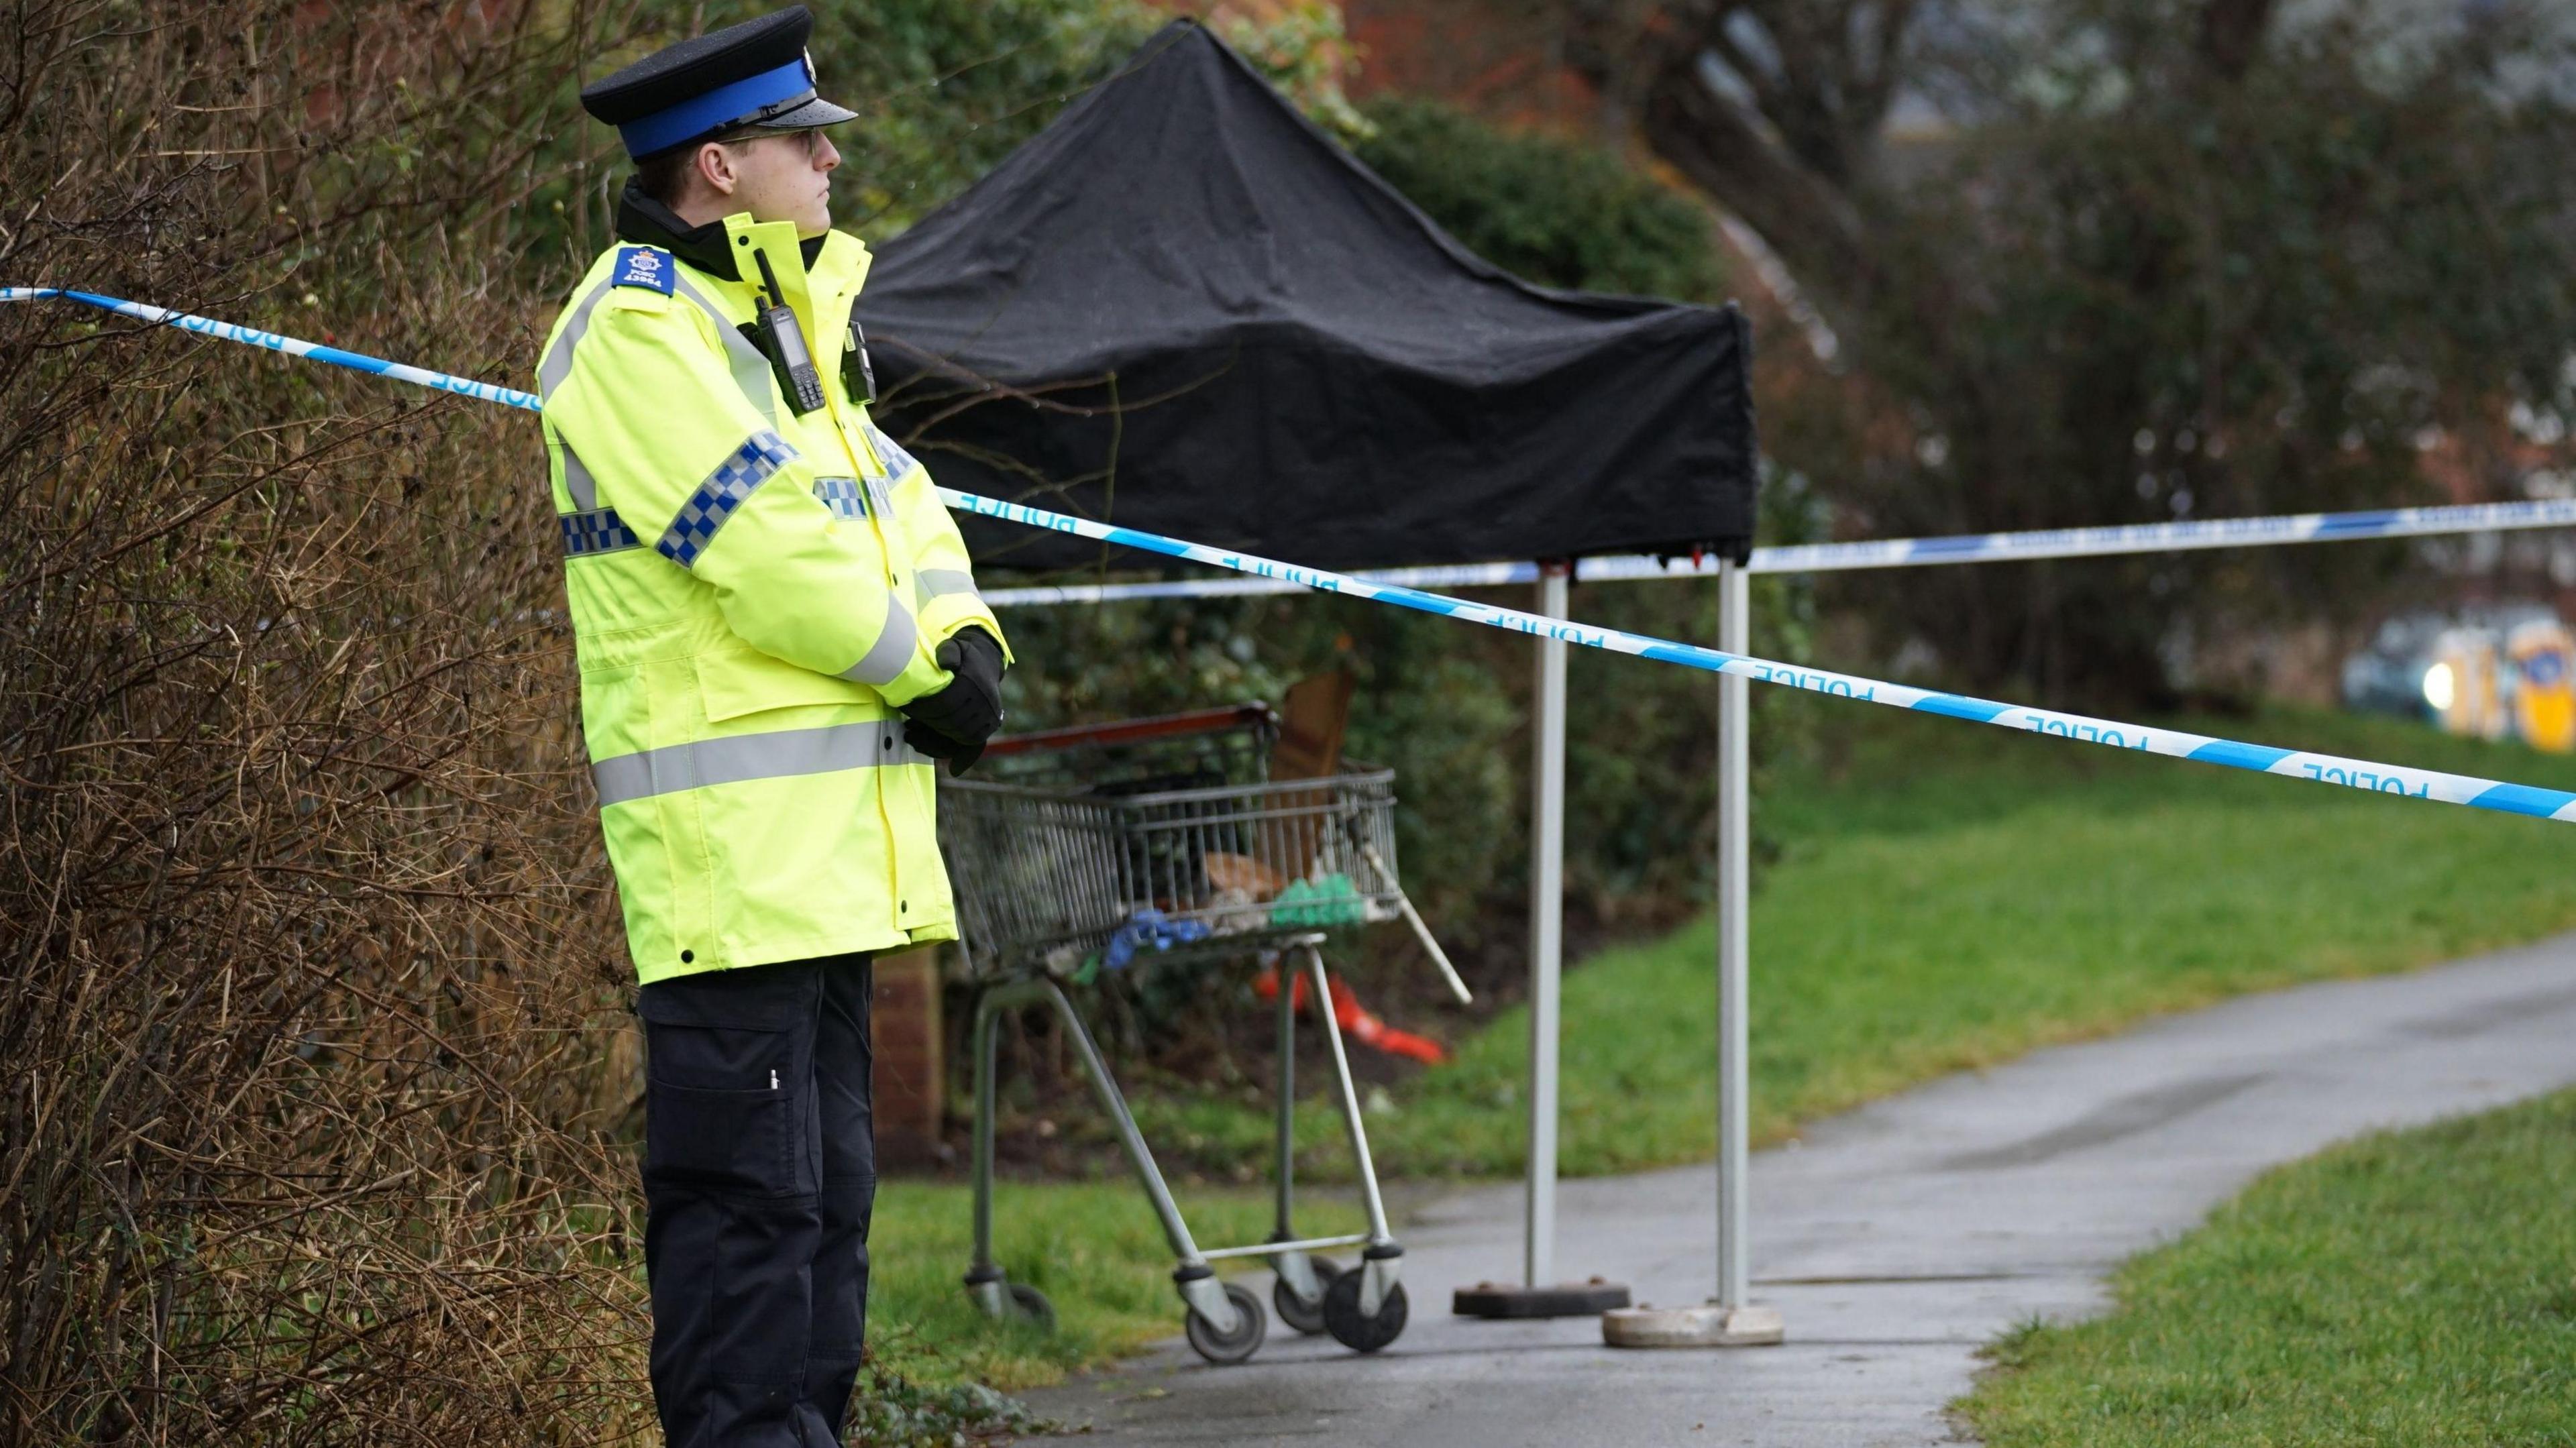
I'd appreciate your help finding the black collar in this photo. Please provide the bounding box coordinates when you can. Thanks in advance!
[615,177,827,283]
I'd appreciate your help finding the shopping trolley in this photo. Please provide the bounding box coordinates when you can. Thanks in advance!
[935,702,1468,1363]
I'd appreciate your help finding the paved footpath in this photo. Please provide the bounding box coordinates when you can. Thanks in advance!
[1020,933,2576,1446]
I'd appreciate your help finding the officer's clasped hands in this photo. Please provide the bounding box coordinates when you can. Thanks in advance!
[900,626,1006,772]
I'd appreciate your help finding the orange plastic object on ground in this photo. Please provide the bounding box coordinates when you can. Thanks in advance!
[1253,964,1446,1065]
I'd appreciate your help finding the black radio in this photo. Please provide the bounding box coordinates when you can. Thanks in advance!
[741,249,826,416]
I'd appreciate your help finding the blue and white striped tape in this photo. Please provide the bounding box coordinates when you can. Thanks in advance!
[943,491,2576,824]
[1750,502,2576,573]
[981,499,2576,605]
[3,287,543,410]
[13,284,2575,824]
[19,285,2565,588]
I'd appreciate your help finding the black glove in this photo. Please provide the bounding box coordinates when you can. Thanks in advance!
[900,626,1005,772]
[902,717,987,774]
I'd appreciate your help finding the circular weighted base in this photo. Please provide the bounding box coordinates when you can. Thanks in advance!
[1601,1300,1784,1348]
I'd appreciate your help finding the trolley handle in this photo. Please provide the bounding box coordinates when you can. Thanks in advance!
[983,702,1279,758]
[1340,816,1472,1006]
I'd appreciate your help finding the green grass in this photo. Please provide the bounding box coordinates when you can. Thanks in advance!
[894,702,2576,1392]
[1958,1087,2576,1446]
[1138,702,2576,1178]
[867,1178,1357,1391]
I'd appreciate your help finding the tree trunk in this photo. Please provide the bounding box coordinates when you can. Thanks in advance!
[1632,39,1882,319]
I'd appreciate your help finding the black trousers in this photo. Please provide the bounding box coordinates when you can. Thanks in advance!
[639,953,875,1447]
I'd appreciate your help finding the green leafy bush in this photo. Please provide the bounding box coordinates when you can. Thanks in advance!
[1351,95,1730,303]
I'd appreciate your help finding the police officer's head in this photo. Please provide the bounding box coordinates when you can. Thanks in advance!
[580,5,856,238]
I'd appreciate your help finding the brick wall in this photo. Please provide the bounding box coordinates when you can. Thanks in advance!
[872,947,946,1167]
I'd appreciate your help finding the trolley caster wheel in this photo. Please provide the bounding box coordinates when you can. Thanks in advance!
[1004,1281,1056,1331]
[968,1274,1057,1331]
[1273,1256,1346,1336]
[1183,1281,1267,1366]
[1322,1269,1408,1353]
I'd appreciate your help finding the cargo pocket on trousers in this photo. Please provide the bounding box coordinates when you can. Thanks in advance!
[645,1080,797,1196]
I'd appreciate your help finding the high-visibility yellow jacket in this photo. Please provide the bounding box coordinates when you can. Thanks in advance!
[537,194,1007,984]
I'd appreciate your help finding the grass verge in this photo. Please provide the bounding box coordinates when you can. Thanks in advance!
[868,1178,1357,1391]
[899,702,2576,1392]
[1957,1087,2576,1446]
[1139,702,2576,1177]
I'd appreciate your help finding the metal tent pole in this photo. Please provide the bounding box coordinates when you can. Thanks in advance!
[1456,561,1626,1319]
[1525,561,1568,1292]
[1715,557,1753,1310]
[1602,557,1781,1347]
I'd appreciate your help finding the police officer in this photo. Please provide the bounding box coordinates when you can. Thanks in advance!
[541,8,1010,1443]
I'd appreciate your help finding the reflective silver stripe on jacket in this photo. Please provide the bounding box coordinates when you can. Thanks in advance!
[914,568,982,610]
[670,272,781,426]
[559,439,600,511]
[537,277,616,401]
[840,595,921,687]
[537,256,777,425]
[592,718,929,807]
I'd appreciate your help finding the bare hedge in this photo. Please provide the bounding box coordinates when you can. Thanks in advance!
[0,3,663,1441]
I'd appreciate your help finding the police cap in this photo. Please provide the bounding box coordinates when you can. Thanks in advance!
[580,5,857,161]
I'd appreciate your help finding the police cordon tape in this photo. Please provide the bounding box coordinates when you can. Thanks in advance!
[938,492,2576,822]
[22,285,2576,596]
[3,287,543,410]
[981,499,2576,605]
[13,283,2576,825]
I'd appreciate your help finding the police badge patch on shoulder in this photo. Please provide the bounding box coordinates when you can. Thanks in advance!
[612,245,674,296]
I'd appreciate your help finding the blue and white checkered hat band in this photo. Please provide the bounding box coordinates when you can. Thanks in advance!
[658,431,798,567]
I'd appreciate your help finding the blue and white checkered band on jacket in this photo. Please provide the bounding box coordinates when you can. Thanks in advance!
[811,476,865,520]
[658,431,799,567]
[864,422,922,480]
[561,507,642,556]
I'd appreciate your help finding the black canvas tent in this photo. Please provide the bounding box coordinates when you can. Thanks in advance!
[860,20,1756,575]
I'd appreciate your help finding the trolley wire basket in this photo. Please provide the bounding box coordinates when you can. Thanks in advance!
[938,704,1407,980]
[932,702,1444,1362]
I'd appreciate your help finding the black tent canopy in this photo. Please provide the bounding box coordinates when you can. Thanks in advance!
[859,20,1756,575]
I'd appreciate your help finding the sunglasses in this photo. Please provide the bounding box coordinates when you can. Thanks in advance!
[716,127,831,161]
